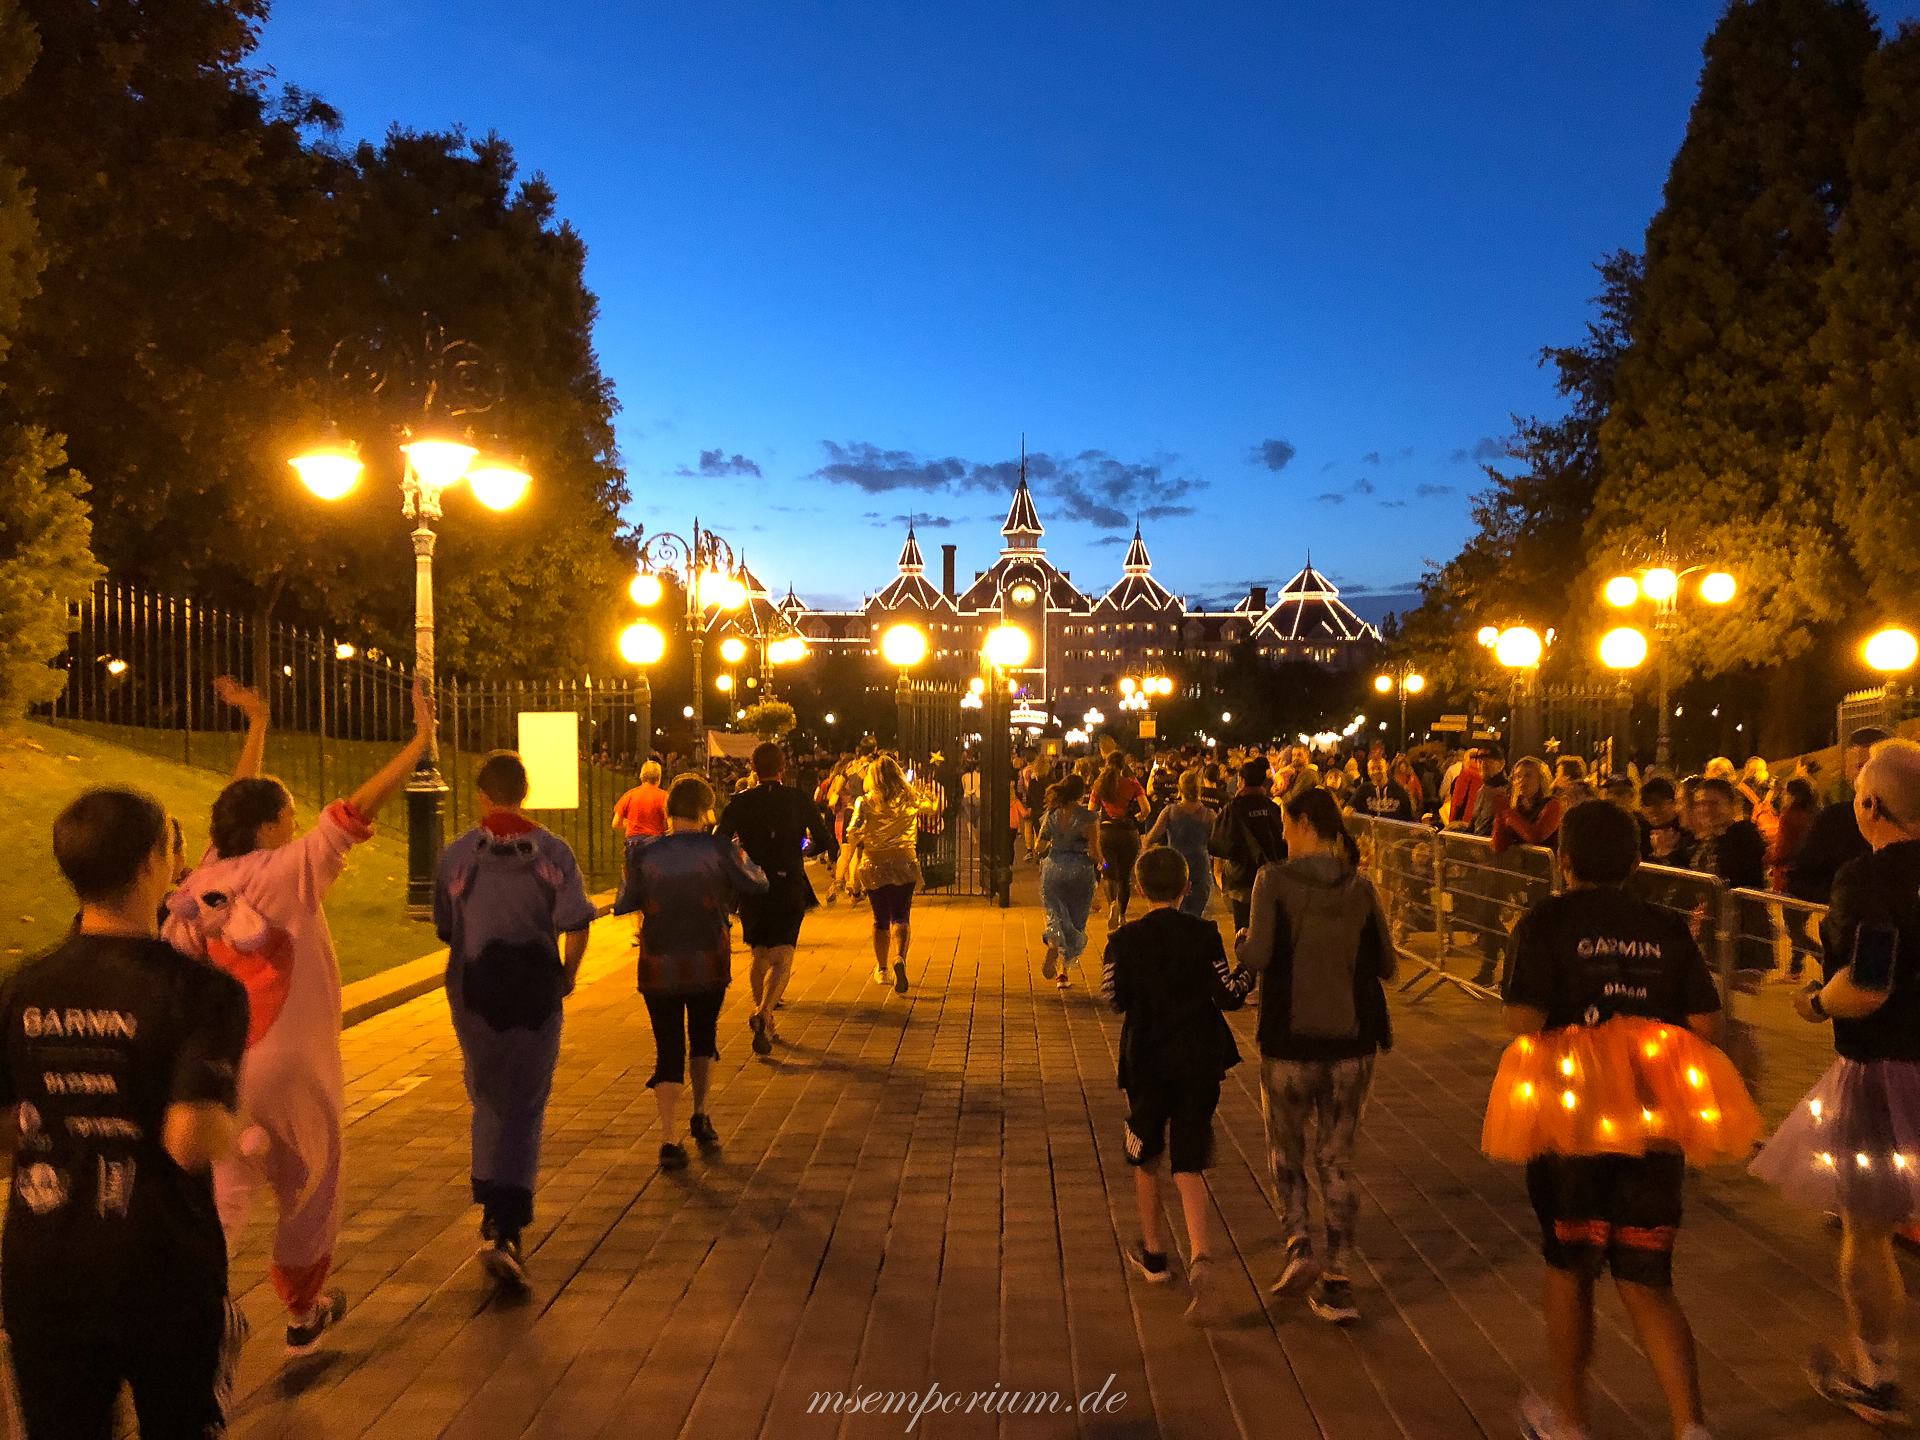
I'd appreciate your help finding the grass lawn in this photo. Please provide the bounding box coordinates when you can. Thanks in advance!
[2,721,441,984]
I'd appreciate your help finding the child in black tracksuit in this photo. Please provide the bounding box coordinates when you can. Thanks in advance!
[1103,846,1253,1324]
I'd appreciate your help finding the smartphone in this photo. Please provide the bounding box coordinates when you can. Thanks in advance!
[1851,921,1900,993]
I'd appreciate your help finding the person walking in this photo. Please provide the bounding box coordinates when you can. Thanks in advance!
[617,773,768,1170]
[1788,727,1890,904]
[1751,739,1920,1427]
[717,742,836,1054]
[163,677,433,1354]
[434,751,596,1289]
[1210,755,1287,932]
[1039,772,1103,990]
[848,754,932,994]
[1094,752,1150,928]
[2,788,249,1439]
[612,760,669,849]
[1235,786,1396,1324]
[1145,768,1217,919]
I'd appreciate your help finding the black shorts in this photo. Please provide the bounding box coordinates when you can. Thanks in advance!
[1526,1150,1685,1288]
[739,894,805,948]
[1124,1078,1221,1174]
[5,1298,241,1440]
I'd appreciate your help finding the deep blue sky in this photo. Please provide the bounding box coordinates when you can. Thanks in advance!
[257,1,1920,619]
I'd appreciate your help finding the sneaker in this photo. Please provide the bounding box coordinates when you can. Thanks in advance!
[893,961,910,995]
[1056,969,1072,990]
[284,1289,347,1355]
[1518,1392,1590,1440]
[873,965,890,985]
[478,1233,529,1289]
[749,1013,772,1056]
[1107,902,1121,929]
[1185,1254,1218,1325]
[659,1141,689,1171]
[1271,1240,1316,1295]
[1042,945,1060,980]
[1307,1274,1360,1324]
[1125,1241,1172,1285]
[689,1112,720,1148]
[1808,1343,1909,1427]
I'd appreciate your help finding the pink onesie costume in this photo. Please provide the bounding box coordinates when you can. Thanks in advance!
[164,800,372,1316]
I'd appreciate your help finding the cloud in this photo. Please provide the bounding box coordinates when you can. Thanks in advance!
[1141,502,1195,521]
[1249,438,1296,472]
[1090,534,1128,548]
[1361,451,1381,466]
[1360,446,1415,467]
[1414,482,1455,498]
[1315,492,1347,506]
[676,448,762,479]
[808,440,1205,533]
[1378,498,1410,509]
[1448,435,1507,464]
[861,511,954,529]
[1320,460,1338,474]
[1353,477,1376,496]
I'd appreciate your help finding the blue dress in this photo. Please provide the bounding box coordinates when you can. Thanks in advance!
[1040,804,1099,962]
[1158,803,1215,917]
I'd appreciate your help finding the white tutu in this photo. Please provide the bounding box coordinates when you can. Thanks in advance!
[1749,1057,1920,1223]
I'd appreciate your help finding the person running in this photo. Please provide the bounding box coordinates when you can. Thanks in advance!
[848,754,932,995]
[1039,772,1103,990]
[2,788,249,1440]
[612,760,669,849]
[1751,739,1920,1428]
[1093,752,1149,928]
[1145,768,1217,919]
[434,751,596,1289]
[163,676,433,1354]
[1105,847,1252,1324]
[1210,755,1286,932]
[617,773,768,1170]
[1489,800,1751,1440]
[717,742,835,1055]
[1234,786,1396,1325]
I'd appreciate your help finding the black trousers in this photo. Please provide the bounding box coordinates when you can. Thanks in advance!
[1100,820,1141,911]
[6,1299,240,1440]
[643,989,725,1087]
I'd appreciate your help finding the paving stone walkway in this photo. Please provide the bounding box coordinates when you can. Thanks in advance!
[58,883,1920,1438]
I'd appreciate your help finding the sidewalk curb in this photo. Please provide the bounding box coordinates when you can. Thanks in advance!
[340,895,617,1030]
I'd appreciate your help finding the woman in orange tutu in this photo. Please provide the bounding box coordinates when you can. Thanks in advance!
[1489,800,1754,1440]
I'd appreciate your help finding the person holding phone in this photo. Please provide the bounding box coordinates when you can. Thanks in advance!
[1752,738,1920,1428]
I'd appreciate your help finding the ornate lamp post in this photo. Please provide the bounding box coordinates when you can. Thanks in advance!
[1598,626,1649,773]
[980,625,1032,907]
[626,521,749,770]
[1372,663,1426,748]
[1484,625,1544,758]
[1603,562,1736,770]
[292,324,531,916]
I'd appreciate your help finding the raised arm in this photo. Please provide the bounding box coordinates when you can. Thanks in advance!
[347,680,435,822]
[214,676,270,781]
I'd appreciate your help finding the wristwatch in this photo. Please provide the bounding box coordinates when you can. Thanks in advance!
[1808,990,1829,1021]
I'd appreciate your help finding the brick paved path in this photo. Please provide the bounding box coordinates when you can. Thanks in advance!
[82,887,1920,1437]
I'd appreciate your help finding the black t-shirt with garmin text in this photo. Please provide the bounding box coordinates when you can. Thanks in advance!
[1503,886,1721,1030]
[0,933,248,1339]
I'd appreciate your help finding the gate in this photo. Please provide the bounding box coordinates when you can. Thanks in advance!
[895,677,984,897]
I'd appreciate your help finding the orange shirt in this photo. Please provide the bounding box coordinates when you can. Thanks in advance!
[615,783,669,839]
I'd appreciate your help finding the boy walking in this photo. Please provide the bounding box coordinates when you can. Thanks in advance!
[1103,847,1253,1323]
[435,752,596,1288]
[2,788,249,1439]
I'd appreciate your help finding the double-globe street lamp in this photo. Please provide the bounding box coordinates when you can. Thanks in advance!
[618,521,753,770]
[1603,563,1737,770]
[292,329,532,916]
[1373,663,1426,748]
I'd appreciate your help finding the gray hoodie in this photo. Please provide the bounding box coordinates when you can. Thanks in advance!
[1237,852,1396,1043]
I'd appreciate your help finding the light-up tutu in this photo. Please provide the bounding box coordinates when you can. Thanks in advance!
[1749,1058,1920,1223]
[1481,1016,1761,1165]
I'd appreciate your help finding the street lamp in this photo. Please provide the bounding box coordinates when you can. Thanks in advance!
[984,624,1032,671]
[1864,627,1918,675]
[1598,626,1648,772]
[629,520,750,769]
[1373,663,1426,748]
[882,623,930,748]
[1488,625,1544,757]
[1603,561,1736,769]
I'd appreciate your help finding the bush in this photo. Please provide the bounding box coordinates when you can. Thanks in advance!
[0,427,101,726]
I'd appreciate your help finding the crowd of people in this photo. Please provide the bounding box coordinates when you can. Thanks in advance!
[5,688,1919,1439]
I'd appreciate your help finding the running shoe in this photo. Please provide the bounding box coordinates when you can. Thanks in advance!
[479,1234,529,1290]
[689,1112,720,1148]
[1270,1240,1316,1295]
[749,1013,772,1056]
[1184,1254,1218,1325]
[1306,1274,1360,1324]
[1808,1343,1909,1427]
[893,961,910,995]
[1125,1241,1172,1285]
[1518,1392,1590,1440]
[1042,945,1060,980]
[873,965,889,984]
[284,1289,348,1355]
[659,1141,689,1171]
[1056,969,1072,990]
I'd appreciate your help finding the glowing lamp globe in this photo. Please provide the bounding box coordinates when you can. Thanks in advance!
[1865,627,1919,675]
[1700,571,1737,605]
[1405,673,1425,694]
[1604,575,1640,608]
[1152,677,1173,696]
[467,460,531,511]
[1639,567,1679,603]
[629,572,664,607]
[715,673,735,693]
[968,675,986,695]
[881,624,929,669]
[334,642,357,661]
[290,442,364,501]
[984,625,1033,670]
[618,621,666,666]
[719,636,749,665]
[1374,674,1393,694]
[1494,626,1544,670]
[700,570,747,611]
[401,438,478,492]
[1120,676,1139,695]
[681,705,695,719]
[1476,625,1500,648]
[1221,711,1232,724]
[1599,627,1649,671]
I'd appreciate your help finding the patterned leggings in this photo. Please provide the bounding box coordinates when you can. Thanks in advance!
[1260,1054,1377,1276]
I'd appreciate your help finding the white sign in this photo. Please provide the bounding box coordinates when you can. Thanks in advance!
[517,711,580,810]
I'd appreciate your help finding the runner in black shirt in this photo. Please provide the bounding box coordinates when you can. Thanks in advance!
[1500,800,1720,1440]
[2,787,249,1440]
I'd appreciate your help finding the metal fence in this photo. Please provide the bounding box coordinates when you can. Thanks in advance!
[40,581,651,888]
[895,678,984,897]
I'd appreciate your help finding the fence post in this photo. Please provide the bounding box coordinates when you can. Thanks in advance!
[1431,834,1449,974]
[180,596,194,769]
[317,635,330,805]
[1713,882,1757,1086]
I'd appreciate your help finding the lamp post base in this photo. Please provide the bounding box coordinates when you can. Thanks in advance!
[406,772,448,919]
